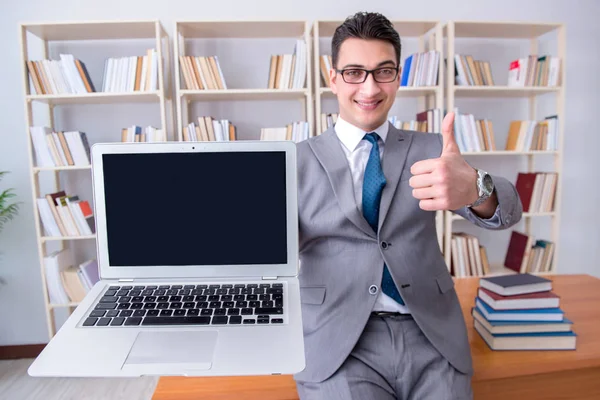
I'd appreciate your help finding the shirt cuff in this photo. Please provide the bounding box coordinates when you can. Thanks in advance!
[465,204,502,228]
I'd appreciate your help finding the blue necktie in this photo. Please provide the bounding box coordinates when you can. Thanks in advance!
[362,133,405,305]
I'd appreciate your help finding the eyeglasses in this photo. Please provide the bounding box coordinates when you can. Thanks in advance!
[336,67,400,84]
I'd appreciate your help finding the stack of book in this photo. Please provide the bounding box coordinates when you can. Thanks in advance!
[473,273,577,350]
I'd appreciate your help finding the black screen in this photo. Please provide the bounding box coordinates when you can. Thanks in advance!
[101,151,288,266]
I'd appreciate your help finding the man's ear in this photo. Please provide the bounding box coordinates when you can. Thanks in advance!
[396,66,402,87]
[329,68,337,94]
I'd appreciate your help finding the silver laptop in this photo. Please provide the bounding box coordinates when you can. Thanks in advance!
[28,140,305,377]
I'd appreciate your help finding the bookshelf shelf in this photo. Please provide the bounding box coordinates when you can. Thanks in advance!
[26,91,162,105]
[180,88,309,101]
[453,86,561,98]
[33,166,92,173]
[41,235,97,243]
[444,20,565,279]
[20,19,170,339]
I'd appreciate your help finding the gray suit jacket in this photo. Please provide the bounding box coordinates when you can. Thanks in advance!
[293,124,522,383]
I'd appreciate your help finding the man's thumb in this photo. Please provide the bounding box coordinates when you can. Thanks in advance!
[441,112,460,155]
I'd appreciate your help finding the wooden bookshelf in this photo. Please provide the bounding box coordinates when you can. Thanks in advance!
[312,19,446,248]
[174,19,313,142]
[19,19,170,339]
[443,20,566,279]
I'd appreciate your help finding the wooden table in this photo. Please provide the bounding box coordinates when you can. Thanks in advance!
[152,274,600,400]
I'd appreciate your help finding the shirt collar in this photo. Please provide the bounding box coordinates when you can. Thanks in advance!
[334,115,389,152]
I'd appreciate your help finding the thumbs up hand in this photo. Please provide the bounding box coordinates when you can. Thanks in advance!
[409,112,479,211]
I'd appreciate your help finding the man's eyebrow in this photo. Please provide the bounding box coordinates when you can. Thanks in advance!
[340,60,397,69]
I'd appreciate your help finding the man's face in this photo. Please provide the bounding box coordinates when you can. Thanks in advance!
[330,38,400,132]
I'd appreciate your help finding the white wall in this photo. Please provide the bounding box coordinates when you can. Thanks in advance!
[0,0,599,345]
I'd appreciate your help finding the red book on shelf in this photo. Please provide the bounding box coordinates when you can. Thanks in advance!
[515,172,537,212]
[504,231,534,273]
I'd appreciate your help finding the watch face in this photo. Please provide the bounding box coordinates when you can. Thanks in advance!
[482,174,494,194]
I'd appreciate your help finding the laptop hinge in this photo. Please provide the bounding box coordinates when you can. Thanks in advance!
[262,276,277,280]
[118,278,134,282]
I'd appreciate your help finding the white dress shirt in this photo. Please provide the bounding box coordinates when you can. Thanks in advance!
[334,116,411,314]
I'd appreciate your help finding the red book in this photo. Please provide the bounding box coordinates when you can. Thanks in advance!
[478,287,560,310]
[504,231,534,273]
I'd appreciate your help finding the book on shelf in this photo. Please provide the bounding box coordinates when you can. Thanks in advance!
[319,112,338,133]
[451,108,496,152]
[29,126,91,167]
[453,54,494,86]
[318,55,333,87]
[450,232,490,278]
[473,273,576,350]
[515,172,558,213]
[267,39,307,89]
[36,190,95,238]
[182,117,237,142]
[44,248,99,304]
[179,55,227,90]
[508,55,561,87]
[260,121,309,142]
[504,230,555,274]
[102,49,159,92]
[388,108,442,133]
[120,125,166,142]
[400,50,440,87]
[505,115,558,151]
[26,54,95,95]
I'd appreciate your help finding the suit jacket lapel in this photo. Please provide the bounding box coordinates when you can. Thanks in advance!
[309,128,376,239]
[379,124,413,230]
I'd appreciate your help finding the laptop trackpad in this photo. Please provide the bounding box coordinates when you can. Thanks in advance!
[124,330,218,368]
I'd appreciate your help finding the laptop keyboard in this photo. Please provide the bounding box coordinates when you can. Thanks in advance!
[82,283,285,327]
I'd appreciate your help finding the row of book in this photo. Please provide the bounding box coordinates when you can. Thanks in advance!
[473,273,575,350]
[26,54,95,95]
[454,54,495,86]
[515,172,558,214]
[182,117,238,142]
[179,55,227,90]
[450,232,491,278]
[401,50,440,87]
[44,248,99,304]
[36,190,95,238]
[506,116,559,152]
[452,110,497,152]
[30,126,91,168]
[260,121,310,143]
[120,126,167,142]
[267,39,307,89]
[508,55,561,87]
[505,230,555,274]
[450,229,556,278]
[102,50,159,92]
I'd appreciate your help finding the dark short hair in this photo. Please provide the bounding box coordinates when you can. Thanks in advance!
[331,12,401,69]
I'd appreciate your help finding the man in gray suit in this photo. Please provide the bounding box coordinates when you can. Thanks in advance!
[293,11,522,400]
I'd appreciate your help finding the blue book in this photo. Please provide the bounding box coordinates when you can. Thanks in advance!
[476,298,564,321]
[474,319,577,350]
[400,55,413,86]
[472,307,573,334]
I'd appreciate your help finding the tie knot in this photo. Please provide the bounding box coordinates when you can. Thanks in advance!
[363,132,379,144]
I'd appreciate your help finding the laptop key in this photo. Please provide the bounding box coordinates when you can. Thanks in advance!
[255,307,283,315]
[83,317,98,326]
[214,309,227,316]
[174,309,186,316]
[111,317,125,326]
[90,310,106,318]
[97,318,111,326]
[100,296,118,303]
[243,319,255,324]
[229,316,242,324]
[212,316,228,324]
[133,310,146,317]
[142,316,210,325]
[96,303,117,310]
[125,317,142,326]
[241,308,253,315]
[147,309,160,316]
[271,318,284,324]
[106,310,120,318]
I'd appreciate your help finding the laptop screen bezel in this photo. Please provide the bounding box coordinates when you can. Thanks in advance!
[90,141,299,280]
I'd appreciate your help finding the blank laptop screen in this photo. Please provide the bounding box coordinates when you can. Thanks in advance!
[101,151,288,266]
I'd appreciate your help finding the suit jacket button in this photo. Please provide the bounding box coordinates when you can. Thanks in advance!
[369,285,378,295]
[381,242,388,249]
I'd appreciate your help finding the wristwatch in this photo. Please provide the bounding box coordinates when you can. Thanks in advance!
[468,169,494,208]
